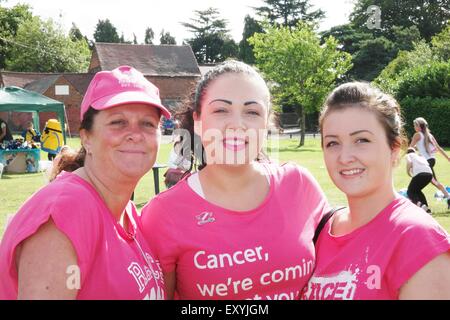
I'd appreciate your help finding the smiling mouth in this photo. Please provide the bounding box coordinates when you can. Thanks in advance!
[118,150,146,154]
[223,138,247,151]
[339,168,365,177]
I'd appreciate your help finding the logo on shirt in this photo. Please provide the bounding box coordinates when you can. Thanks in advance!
[301,270,358,300]
[196,212,215,225]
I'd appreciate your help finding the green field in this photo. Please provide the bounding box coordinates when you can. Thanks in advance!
[1,136,449,237]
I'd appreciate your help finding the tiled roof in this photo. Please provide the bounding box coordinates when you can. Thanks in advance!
[0,71,54,88]
[94,43,201,77]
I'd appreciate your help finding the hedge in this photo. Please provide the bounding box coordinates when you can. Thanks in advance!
[400,97,450,146]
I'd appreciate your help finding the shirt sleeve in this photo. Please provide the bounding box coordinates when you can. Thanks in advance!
[386,218,450,292]
[140,198,180,273]
[45,192,100,285]
[295,164,331,228]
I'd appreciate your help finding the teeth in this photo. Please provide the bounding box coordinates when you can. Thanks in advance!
[341,169,364,176]
[225,139,245,146]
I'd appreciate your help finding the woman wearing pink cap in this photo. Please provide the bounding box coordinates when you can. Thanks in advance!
[140,60,329,300]
[0,66,170,299]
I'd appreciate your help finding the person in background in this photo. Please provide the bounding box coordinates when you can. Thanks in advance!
[21,121,40,146]
[302,82,450,300]
[46,145,83,182]
[0,66,170,299]
[163,134,191,188]
[141,60,329,300]
[410,117,450,209]
[0,117,13,144]
[41,119,63,160]
[405,147,433,213]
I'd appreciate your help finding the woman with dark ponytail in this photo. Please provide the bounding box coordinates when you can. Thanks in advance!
[141,60,329,300]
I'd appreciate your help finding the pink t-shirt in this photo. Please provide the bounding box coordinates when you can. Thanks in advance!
[140,162,329,300]
[0,172,165,300]
[301,197,450,300]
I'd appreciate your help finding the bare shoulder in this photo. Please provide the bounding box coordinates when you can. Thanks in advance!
[399,251,450,299]
[16,217,78,299]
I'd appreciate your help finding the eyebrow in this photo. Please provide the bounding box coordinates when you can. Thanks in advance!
[324,130,374,139]
[208,99,261,106]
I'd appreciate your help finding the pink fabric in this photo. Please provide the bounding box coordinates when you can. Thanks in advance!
[141,163,329,300]
[0,172,165,300]
[80,65,170,121]
[301,197,450,300]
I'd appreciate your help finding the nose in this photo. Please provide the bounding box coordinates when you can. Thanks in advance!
[338,144,356,165]
[125,123,145,142]
[225,110,247,131]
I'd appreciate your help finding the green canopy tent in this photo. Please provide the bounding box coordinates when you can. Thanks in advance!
[0,86,67,143]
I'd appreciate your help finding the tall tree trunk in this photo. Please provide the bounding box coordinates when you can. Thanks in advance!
[297,106,305,147]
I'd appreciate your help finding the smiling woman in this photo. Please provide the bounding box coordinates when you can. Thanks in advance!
[140,60,329,300]
[0,66,170,299]
[301,82,450,300]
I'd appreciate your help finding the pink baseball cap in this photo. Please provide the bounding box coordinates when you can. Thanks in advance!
[80,65,171,121]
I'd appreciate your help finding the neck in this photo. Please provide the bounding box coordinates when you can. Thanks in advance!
[76,165,136,220]
[200,162,263,190]
[345,183,397,230]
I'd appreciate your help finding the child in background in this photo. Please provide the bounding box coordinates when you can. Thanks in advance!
[405,147,433,213]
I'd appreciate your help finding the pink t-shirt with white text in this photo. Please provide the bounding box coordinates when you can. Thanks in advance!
[141,163,328,300]
[0,172,165,300]
[301,197,450,300]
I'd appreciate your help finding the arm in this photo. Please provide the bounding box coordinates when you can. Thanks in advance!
[406,159,412,177]
[16,218,79,299]
[163,271,176,300]
[399,252,450,299]
[430,135,450,161]
[409,133,420,148]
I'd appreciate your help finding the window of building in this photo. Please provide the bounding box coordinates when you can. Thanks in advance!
[55,85,69,95]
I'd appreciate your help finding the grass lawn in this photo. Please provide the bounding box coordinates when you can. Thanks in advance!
[1,136,449,238]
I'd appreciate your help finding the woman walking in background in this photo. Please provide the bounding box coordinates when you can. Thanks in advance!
[410,117,450,208]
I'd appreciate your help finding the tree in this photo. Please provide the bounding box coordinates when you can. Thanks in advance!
[238,15,264,65]
[254,0,325,28]
[0,4,33,69]
[350,0,450,41]
[69,23,84,41]
[133,33,138,44]
[5,16,90,72]
[374,41,434,94]
[321,23,421,81]
[93,19,120,43]
[144,27,154,44]
[249,22,352,147]
[431,23,450,61]
[159,29,176,45]
[375,24,450,94]
[181,7,237,63]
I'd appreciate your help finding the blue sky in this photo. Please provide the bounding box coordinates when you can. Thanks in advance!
[4,0,356,43]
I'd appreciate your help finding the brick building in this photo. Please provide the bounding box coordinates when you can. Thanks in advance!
[0,43,201,135]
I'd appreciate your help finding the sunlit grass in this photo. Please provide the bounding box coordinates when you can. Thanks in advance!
[1,136,449,237]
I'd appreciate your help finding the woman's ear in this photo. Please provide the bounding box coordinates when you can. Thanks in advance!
[391,139,402,166]
[79,129,91,154]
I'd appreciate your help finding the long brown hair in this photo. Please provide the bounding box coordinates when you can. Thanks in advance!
[50,107,99,179]
[413,117,434,154]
